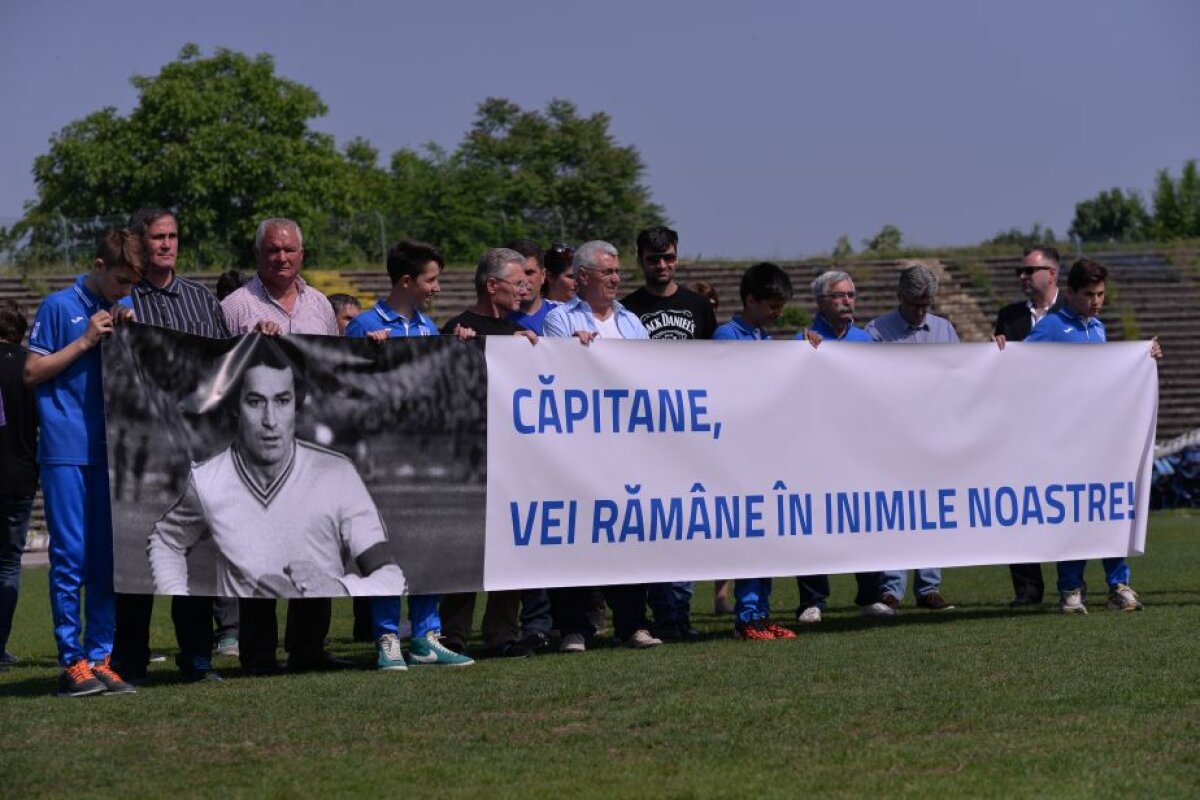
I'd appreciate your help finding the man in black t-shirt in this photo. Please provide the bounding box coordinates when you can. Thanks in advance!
[439,248,536,658]
[620,226,715,642]
[621,226,716,341]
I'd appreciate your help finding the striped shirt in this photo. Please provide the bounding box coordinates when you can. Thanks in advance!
[124,274,231,339]
[220,273,338,336]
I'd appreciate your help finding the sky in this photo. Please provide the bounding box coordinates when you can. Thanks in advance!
[2,0,1197,259]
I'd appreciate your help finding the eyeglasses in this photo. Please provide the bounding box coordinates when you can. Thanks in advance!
[493,276,532,291]
[823,291,856,300]
[1015,266,1052,277]
[643,252,678,266]
[583,267,621,279]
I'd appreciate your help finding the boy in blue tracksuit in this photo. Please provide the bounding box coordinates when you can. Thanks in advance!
[1024,258,1162,614]
[714,263,799,640]
[345,239,473,669]
[25,229,145,696]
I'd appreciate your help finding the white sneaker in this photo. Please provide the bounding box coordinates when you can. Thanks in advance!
[860,602,897,619]
[625,629,663,649]
[1105,583,1144,612]
[797,606,822,624]
[1059,588,1088,615]
[560,633,586,653]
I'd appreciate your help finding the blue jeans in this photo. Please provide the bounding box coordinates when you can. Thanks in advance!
[880,568,941,600]
[733,578,772,623]
[0,495,34,654]
[648,581,693,625]
[519,588,554,637]
[370,594,441,640]
[1056,558,1130,593]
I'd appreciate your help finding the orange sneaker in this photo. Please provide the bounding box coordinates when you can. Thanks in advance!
[91,655,137,695]
[734,620,775,641]
[761,621,797,639]
[57,659,106,698]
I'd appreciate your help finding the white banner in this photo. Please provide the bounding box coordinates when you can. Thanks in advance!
[484,339,1158,590]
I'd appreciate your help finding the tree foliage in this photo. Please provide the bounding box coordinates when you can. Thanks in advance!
[1068,188,1151,243]
[3,48,666,268]
[862,224,903,254]
[985,222,1057,248]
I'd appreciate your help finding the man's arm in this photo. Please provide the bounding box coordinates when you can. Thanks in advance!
[148,474,210,595]
[24,310,113,386]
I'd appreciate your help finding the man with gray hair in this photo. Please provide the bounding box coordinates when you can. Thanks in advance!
[219,218,341,675]
[794,269,880,623]
[221,218,338,337]
[543,241,649,343]
[438,248,536,658]
[542,242,659,653]
[865,264,959,344]
[863,264,957,614]
[806,270,873,342]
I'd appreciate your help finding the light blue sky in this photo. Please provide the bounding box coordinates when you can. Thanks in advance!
[2,0,1197,258]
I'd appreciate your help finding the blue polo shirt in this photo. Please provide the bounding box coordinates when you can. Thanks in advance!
[1025,307,1106,344]
[714,315,770,340]
[507,300,558,335]
[345,299,439,339]
[808,314,873,342]
[28,275,112,465]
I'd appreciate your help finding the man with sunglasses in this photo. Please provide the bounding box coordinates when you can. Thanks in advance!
[620,226,716,642]
[992,245,1064,608]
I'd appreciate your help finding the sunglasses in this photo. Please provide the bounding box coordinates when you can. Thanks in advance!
[644,252,678,266]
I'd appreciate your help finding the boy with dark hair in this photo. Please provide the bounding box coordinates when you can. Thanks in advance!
[345,240,443,341]
[712,263,797,641]
[344,240,472,669]
[0,300,38,667]
[25,229,144,696]
[1024,258,1162,613]
[505,239,558,335]
[714,262,793,341]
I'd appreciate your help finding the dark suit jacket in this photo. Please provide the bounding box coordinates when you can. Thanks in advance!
[993,296,1064,341]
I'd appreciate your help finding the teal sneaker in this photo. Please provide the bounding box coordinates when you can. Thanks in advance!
[406,632,474,667]
[376,633,408,671]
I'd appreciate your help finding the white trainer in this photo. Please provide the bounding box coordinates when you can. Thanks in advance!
[560,633,586,653]
[625,629,663,649]
[860,602,896,619]
[797,606,822,624]
[1059,588,1088,615]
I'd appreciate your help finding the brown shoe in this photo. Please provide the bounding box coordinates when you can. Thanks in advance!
[916,591,956,611]
[880,592,901,610]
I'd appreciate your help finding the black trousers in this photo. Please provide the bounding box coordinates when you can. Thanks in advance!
[238,597,330,668]
[113,592,217,676]
[1009,562,1044,602]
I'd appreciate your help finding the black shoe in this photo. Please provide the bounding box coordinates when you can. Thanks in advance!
[1008,596,1043,608]
[242,660,285,677]
[486,641,534,659]
[180,657,224,683]
[287,651,354,672]
[651,622,682,643]
[676,622,701,642]
[516,631,550,653]
[0,651,19,668]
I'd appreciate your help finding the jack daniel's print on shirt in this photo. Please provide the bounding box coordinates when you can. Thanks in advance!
[620,287,717,340]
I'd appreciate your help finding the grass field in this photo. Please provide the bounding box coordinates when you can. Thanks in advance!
[2,511,1198,798]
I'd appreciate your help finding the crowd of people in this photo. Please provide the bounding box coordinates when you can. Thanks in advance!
[0,209,1163,696]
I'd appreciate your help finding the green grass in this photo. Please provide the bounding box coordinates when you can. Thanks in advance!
[3,512,1199,798]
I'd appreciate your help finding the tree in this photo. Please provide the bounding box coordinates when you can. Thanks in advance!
[1152,159,1200,240]
[985,222,1057,248]
[862,224,903,254]
[10,44,369,267]
[1068,188,1150,243]
[831,234,854,261]
[439,98,666,261]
